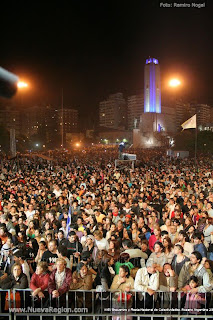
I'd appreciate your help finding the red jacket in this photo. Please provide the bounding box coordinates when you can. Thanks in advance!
[48,268,72,296]
[30,272,50,292]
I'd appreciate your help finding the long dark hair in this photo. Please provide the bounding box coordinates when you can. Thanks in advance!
[95,255,112,288]
[163,236,173,253]
[120,265,130,278]
[29,238,39,254]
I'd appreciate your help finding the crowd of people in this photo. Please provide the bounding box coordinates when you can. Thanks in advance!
[0,148,213,317]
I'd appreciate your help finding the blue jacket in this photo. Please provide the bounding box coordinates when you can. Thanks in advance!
[194,243,207,258]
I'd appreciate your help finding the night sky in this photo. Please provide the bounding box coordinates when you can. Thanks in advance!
[0,0,212,126]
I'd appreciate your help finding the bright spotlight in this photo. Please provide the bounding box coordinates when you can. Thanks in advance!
[17,81,28,88]
[169,79,181,87]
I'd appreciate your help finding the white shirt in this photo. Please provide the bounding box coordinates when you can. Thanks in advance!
[134,267,159,299]
[55,269,66,289]
[95,238,109,251]
[25,210,36,221]
[53,189,62,198]
[22,261,30,286]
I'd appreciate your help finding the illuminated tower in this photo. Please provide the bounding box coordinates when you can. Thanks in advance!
[144,58,161,113]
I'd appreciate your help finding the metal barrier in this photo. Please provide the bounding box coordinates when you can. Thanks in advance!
[0,289,12,320]
[0,289,211,320]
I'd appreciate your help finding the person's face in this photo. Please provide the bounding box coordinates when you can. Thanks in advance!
[0,229,4,236]
[189,280,197,289]
[204,261,210,269]
[13,265,22,278]
[178,234,184,241]
[117,221,123,228]
[165,219,171,226]
[141,243,147,251]
[111,225,116,232]
[163,239,169,247]
[194,238,200,245]
[154,228,160,236]
[190,254,198,265]
[185,218,190,225]
[132,223,136,229]
[109,241,114,249]
[39,243,46,250]
[123,229,128,238]
[119,267,127,278]
[45,222,50,230]
[154,244,161,254]
[35,230,40,237]
[163,264,171,277]
[188,226,194,233]
[29,221,34,228]
[80,265,88,277]
[6,238,12,247]
[56,261,65,273]
[94,234,100,241]
[61,221,66,228]
[147,265,156,274]
[69,235,76,242]
[83,229,88,236]
[86,237,92,245]
[142,227,147,234]
[148,217,153,224]
[174,246,181,255]
[36,265,43,275]
[48,242,56,252]
[58,232,64,240]
[77,218,82,225]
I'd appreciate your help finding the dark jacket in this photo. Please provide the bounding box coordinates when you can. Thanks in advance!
[48,268,72,296]
[159,272,178,291]
[0,272,28,289]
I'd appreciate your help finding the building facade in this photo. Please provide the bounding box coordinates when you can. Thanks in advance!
[127,94,144,130]
[99,93,127,129]
[0,107,21,136]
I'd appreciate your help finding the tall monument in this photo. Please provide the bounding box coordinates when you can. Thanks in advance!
[133,58,175,147]
[144,58,161,113]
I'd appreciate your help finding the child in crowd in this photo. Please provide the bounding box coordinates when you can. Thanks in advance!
[181,276,206,320]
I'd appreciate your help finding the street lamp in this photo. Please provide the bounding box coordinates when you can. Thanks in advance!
[17,81,29,89]
[169,79,181,88]
[17,80,29,107]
